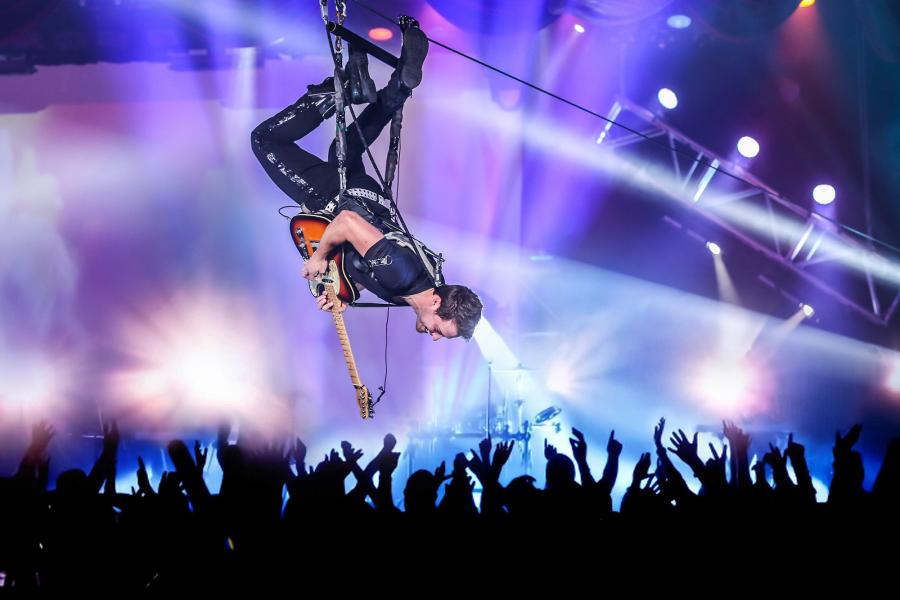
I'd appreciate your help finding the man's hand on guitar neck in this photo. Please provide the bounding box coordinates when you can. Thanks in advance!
[316,292,348,313]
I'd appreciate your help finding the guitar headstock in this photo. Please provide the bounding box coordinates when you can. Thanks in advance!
[356,385,374,419]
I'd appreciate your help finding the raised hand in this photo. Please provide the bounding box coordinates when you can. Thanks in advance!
[707,442,728,484]
[632,452,652,487]
[20,420,55,481]
[30,421,55,456]
[668,429,701,468]
[194,440,209,471]
[477,436,493,466]
[492,440,515,478]
[654,418,666,451]
[468,447,487,484]
[340,441,364,465]
[137,456,155,496]
[433,460,451,486]
[569,428,588,464]
[607,430,623,456]
[834,424,863,457]
[784,433,804,463]
[544,438,559,460]
[764,442,789,475]
[293,437,308,472]
[723,420,751,451]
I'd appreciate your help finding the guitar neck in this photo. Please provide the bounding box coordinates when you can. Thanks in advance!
[326,287,363,387]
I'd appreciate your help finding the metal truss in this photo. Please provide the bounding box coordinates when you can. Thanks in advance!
[597,97,900,328]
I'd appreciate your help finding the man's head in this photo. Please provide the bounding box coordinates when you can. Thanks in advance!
[412,284,482,341]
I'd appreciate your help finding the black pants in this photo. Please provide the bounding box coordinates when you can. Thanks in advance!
[251,88,401,212]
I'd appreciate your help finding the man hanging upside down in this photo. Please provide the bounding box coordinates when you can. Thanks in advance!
[251,20,482,340]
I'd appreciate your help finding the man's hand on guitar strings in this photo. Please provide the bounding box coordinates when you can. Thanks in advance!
[302,254,328,280]
[316,292,347,313]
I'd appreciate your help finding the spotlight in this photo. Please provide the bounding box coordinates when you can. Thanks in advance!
[800,304,815,318]
[799,0,816,7]
[667,14,692,29]
[706,241,722,256]
[368,27,393,41]
[886,359,900,394]
[737,136,760,158]
[657,88,678,110]
[691,358,765,413]
[574,23,585,33]
[813,184,836,205]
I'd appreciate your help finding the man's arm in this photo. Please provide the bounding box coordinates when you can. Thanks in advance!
[303,210,384,280]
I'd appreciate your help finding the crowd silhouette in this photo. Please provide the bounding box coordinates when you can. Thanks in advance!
[0,416,897,590]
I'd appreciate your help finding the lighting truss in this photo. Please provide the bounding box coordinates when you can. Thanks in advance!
[597,97,900,327]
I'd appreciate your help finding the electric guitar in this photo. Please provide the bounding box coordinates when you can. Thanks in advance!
[290,212,373,419]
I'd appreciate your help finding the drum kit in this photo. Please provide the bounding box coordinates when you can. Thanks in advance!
[406,362,564,477]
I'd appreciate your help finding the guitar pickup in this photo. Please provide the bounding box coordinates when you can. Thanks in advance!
[294,228,311,260]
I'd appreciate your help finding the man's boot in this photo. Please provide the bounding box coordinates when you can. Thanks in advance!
[396,16,429,91]
[378,17,430,111]
[306,44,377,106]
[345,43,377,104]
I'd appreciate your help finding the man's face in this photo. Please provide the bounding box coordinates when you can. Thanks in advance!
[414,295,459,341]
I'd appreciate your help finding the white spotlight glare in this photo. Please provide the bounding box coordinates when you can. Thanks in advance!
[736,136,760,158]
[657,88,678,110]
[667,14,692,29]
[813,184,836,205]
[706,241,722,256]
[574,23,585,33]
[801,304,815,318]
[886,359,900,394]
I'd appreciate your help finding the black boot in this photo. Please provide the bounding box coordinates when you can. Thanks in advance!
[376,17,430,112]
[397,16,429,91]
[345,43,377,104]
[306,45,376,106]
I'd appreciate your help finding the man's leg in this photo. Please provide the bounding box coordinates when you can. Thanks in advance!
[251,87,340,211]
[328,25,430,175]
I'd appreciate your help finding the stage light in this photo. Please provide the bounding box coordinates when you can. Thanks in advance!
[368,27,393,41]
[546,362,575,397]
[691,358,763,413]
[107,290,287,430]
[657,88,678,110]
[574,23,585,33]
[886,358,900,394]
[737,136,760,158]
[801,304,815,318]
[706,241,722,255]
[667,14,692,29]
[813,184,835,205]
[799,0,816,7]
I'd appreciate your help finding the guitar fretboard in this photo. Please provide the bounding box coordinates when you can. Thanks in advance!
[326,286,362,387]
